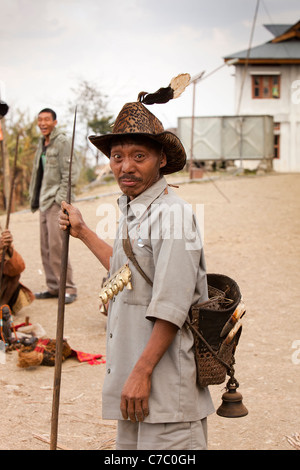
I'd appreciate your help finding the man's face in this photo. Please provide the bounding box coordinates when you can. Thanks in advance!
[110,140,167,199]
[37,112,57,138]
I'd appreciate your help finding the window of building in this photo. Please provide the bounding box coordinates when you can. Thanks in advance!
[252,75,280,99]
[273,122,280,158]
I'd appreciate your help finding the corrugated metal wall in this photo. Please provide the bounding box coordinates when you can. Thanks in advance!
[178,115,274,161]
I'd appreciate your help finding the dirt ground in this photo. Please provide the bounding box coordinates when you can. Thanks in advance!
[0,171,299,451]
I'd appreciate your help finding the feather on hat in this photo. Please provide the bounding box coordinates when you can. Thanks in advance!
[89,73,190,175]
[0,101,9,119]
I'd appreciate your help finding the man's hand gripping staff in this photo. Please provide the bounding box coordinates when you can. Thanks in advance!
[59,201,112,272]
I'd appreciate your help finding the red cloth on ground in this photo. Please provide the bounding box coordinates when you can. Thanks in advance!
[71,349,106,365]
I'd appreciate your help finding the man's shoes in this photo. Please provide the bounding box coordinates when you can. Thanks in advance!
[35,291,77,304]
[65,293,77,304]
[35,291,58,299]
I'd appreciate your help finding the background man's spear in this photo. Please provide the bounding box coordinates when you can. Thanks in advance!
[50,108,77,450]
[0,133,19,292]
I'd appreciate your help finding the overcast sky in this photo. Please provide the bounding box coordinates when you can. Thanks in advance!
[1,0,299,135]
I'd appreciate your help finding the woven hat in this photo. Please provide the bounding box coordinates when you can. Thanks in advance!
[89,74,190,175]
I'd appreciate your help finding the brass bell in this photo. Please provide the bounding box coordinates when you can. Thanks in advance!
[111,281,119,295]
[100,303,108,314]
[217,377,248,418]
[116,275,124,291]
[106,287,114,300]
[100,292,108,305]
[99,263,132,307]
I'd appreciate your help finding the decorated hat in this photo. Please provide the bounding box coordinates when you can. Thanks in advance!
[89,74,191,175]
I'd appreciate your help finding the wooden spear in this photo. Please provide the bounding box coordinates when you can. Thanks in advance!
[5,134,19,229]
[50,108,77,450]
[0,133,19,292]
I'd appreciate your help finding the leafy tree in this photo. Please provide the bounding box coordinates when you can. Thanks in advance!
[0,110,40,211]
[68,80,113,165]
[88,115,114,165]
[88,115,114,136]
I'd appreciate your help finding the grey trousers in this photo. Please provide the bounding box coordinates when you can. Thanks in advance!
[39,202,76,295]
[116,418,208,450]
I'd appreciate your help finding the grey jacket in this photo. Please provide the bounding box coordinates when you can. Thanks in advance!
[29,127,80,212]
[103,177,214,423]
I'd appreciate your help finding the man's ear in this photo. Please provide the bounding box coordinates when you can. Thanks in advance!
[160,151,167,169]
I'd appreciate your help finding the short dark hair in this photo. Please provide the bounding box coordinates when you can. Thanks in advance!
[38,108,57,120]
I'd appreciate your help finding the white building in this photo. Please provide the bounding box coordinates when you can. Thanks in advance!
[224,20,300,172]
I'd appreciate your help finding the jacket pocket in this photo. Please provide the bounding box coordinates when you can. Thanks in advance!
[46,155,59,167]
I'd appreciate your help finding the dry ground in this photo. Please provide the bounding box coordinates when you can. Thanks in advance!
[0,172,299,450]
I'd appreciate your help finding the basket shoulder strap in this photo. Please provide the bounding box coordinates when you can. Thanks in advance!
[122,224,153,287]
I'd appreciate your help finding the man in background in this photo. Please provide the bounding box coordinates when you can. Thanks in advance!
[29,108,79,304]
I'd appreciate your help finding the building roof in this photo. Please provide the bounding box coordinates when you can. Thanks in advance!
[224,20,300,64]
[263,24,292,37]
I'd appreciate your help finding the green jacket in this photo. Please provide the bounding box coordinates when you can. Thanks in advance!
[29,127,80,212]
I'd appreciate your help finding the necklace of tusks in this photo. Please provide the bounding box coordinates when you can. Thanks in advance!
[99,263,132,312]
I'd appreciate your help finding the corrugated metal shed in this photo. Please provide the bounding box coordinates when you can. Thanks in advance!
[178,115,274,161]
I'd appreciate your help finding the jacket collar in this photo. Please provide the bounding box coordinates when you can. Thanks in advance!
[49,127,60,142]
[39,126,61,145]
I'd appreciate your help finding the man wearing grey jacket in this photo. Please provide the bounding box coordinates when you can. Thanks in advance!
[29,108,79,304]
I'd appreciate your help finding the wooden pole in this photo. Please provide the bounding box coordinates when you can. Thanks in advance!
[189,81,196,180]
[0,118,11,210]
[50,108,77,450]
[5,134,19,229]
[188,72,204,180]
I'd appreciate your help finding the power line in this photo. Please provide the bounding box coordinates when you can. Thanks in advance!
[236,0,260,116]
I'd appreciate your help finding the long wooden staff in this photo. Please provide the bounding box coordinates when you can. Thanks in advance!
[50,108,77,450]
[0,133,19,292]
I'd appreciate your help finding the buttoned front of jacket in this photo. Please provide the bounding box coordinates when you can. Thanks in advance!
[102,177,215,423]
[29,127,80,212]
